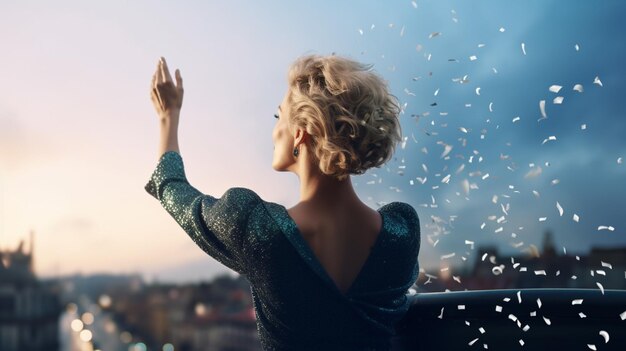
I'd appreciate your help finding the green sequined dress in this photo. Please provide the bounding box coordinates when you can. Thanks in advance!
[145,151,421,351]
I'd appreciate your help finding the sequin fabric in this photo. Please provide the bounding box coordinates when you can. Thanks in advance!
[145,151,421,351]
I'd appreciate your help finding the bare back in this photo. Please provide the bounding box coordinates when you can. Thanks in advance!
[287,204,383,295]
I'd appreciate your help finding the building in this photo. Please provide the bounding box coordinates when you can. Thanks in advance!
[0,231,62,351]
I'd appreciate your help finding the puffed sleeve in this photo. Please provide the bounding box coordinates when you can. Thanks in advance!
[144,151,261,275]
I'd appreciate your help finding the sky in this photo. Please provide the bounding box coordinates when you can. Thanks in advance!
[0,0,625,284]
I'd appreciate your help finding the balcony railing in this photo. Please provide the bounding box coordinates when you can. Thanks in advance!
[391,288,626,351]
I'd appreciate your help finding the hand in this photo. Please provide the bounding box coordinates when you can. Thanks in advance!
[151,57,184,120]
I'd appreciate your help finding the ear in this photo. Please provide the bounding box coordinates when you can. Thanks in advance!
[294,128,307,147]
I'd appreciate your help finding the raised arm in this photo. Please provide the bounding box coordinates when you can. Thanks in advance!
[150,57,183,159]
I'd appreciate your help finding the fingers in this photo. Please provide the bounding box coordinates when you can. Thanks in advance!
[175,69,183,92]
[160,57,173,83]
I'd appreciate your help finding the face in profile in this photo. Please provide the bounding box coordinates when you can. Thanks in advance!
[272,91,295,172]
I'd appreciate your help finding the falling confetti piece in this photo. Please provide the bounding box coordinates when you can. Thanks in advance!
[543,316,551,325]
[538,217,547,222]
[495,305,503,312]
[588,345,597,351]
[593,76,603,87]
[601,261,612,269]
[572,299,583,305]
[499,27,506,32]
[537,298,542,308]
[573,214,580,222]
[618,157,623,164]
[411,1,417,8]
[458,305,465,310]
[549,85,563,93]
[475,87,481,95]
[553,96,564,104]
[581,124,587,130]
[597,226,615,231]
[512,116,520,122]
[519,339,524,346]
[438,307,445,319]
[539,100,547,119]
[517,291,522,303]
[542,135,557,145]
[429,32,441,39]
[597,282,605,295]
[489,102,494,112]
[556,202,563,216]
[551,179,560,185]
[599,331,609,343]
[620,311,626,320]
[535,270,546,275]
[573,84,584,92]
[358,29,364,35]
[575,44,580,51]
[469,55,477,61]
[521,42,526,55]
[468,338,478,346]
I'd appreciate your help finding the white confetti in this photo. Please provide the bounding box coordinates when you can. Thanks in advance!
[588,345,597,351]
[512,116,520,122]
[459,127,468,133]
[572,299,583,305]
[468,338,478,346]
[599,331,609,343]
[573,84,584,92]
[553,96,564,104]
[601,261,612,269]
[438,307,445,319]
[517,291,522,303]
[482,173,490,180]
[469,55,477,61]
[543,316,551,325]
[593,76,603,87]
[573,214,580,222]
[489,102,493,112]
[539,100,547,119]
[597,282,605,295]
[499,27,505,32]
[575,43,580,51]
[620,311,626,320]
[597,226,615,231]
[441,174,451,183]
[358,29,364,35]
[441,252,456,259]
[538,217,547,222]
[411,1,417,8]
[495,305,502,312]
[434,88,440,96]
[521,42,526,55]
[618,157,623,164]
[535,270,546,275]
[476,87,481,95]
[458,304,465,310]
[556,202,563,216]
[581,124,587,130]
[429,32,441,39]
[549,85,562,93]
[519,339,524,346]
[542,135,557,145]
[551,179,560,185]
[579,312,586,318]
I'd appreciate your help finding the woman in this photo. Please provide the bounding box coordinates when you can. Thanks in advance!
[145,54,421,350]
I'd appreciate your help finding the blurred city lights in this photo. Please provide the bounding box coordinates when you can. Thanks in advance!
[70,319,84,332]
[99,294,112,308]
[79,329,93,342]
[82,312,95,325]
[120,331,133,343]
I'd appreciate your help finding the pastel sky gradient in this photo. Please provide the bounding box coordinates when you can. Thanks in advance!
[1,0,624,283]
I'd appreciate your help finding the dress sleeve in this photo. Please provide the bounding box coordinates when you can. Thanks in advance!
[144,151,261,275]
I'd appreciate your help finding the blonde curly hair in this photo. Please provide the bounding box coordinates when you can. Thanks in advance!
[286,54,402,181]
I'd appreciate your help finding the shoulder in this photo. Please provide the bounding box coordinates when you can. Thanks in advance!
[219,187,264,211]
[381,202,420,240]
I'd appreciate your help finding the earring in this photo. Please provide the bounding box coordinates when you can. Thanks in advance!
[293,146,299,157]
